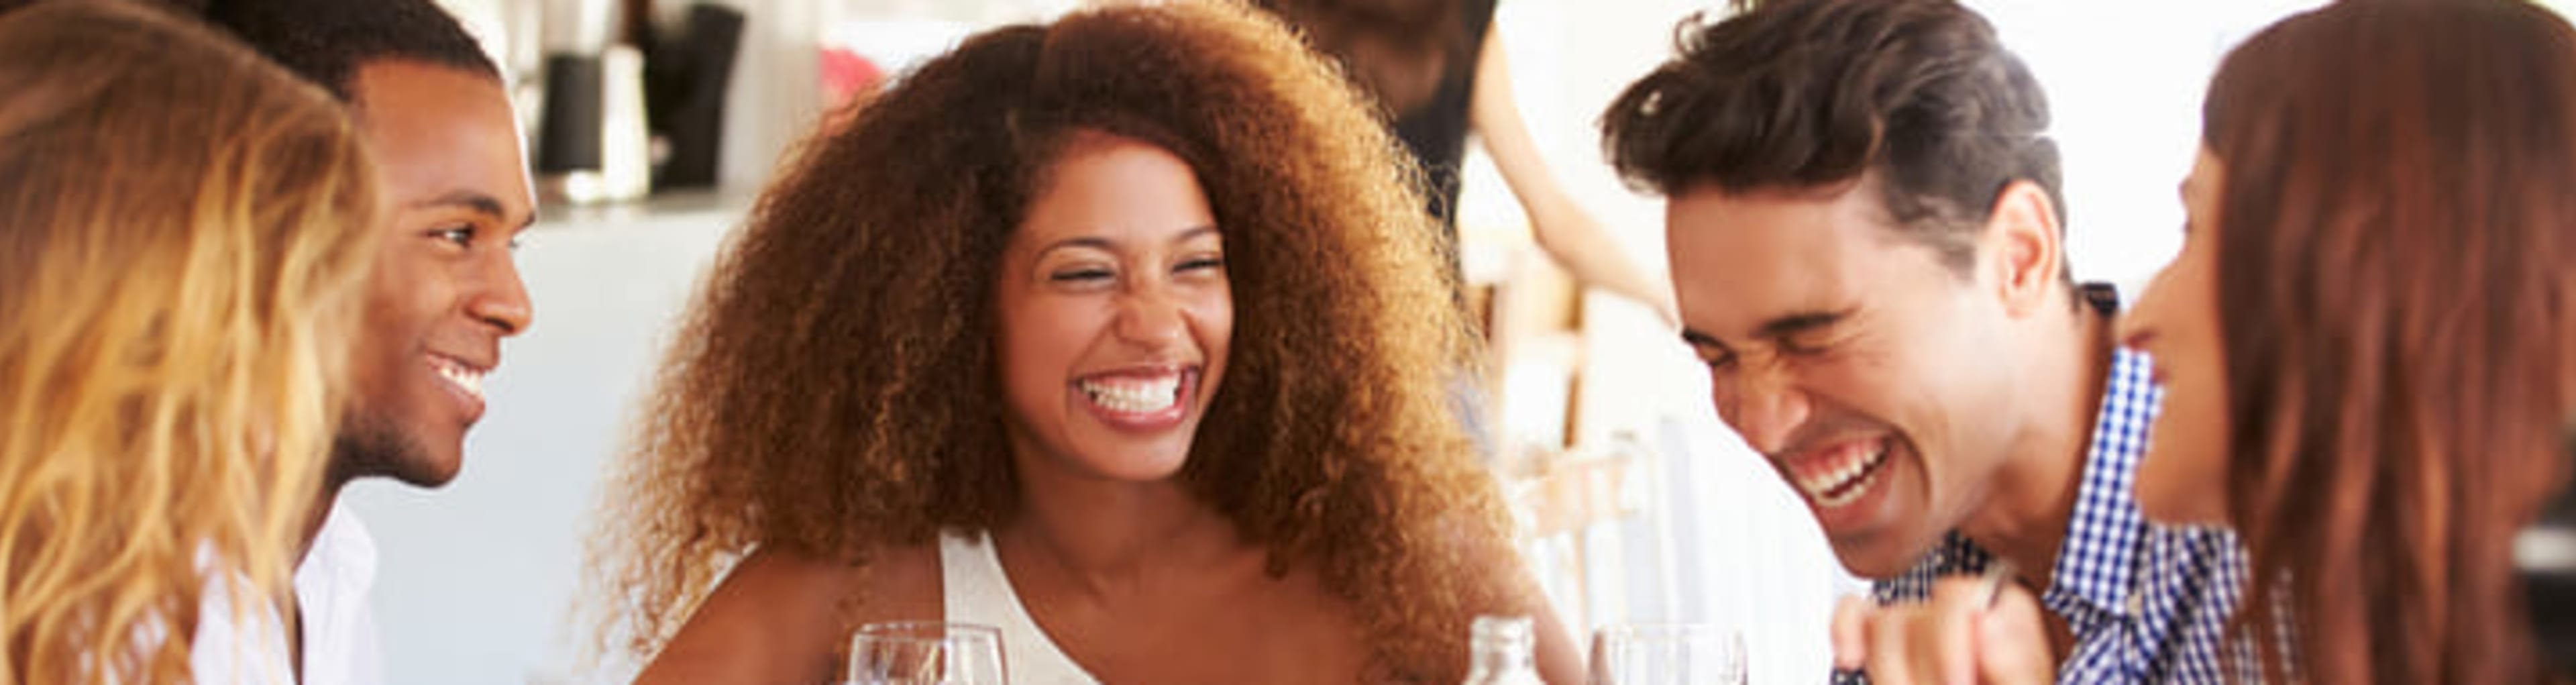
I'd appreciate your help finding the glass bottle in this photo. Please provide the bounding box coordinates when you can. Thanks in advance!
[1463,615,1547,685]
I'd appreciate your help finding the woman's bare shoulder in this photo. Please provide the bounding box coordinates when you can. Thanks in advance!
[634,541,944,684]
[852,539,943,623]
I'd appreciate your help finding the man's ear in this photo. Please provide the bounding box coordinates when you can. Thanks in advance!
[1981,180,2063,318]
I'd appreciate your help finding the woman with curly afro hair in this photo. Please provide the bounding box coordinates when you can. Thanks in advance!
[588,1,1580,682]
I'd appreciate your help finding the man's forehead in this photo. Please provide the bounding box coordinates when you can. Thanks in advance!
[1668,197,1866,284]
[1666,183,1936,342]
[347,62,535,221]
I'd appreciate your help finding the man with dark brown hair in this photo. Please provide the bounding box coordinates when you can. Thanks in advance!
[1601,1,2244,682]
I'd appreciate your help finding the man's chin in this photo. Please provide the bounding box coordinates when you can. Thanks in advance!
[1828,531,1934,580]
[330,417,462,490]
[382,458,463,488]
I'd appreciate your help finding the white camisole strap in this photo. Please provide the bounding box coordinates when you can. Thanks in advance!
[941,530,1102,685]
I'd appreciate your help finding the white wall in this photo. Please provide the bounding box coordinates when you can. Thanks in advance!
[1980,0,2329,295]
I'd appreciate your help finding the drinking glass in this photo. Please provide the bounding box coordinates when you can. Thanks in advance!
[844,621,1007,685]
[1586,623,1747,685]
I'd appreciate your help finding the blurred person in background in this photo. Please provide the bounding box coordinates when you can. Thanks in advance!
[185,0,539,680]
[0,1,378,681]
[2121,0,2576,682]
[590,2,1578,683]
[1254,0,1676,323]
[1601,0,2247,682]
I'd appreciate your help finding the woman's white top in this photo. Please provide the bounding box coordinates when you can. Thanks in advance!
[941,531,1102,685]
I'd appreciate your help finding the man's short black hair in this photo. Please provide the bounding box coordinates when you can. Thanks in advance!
[203,0,500,101]
[1600,0,2063,276]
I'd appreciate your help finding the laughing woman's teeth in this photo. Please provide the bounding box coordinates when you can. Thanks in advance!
[1081,376,1179,413]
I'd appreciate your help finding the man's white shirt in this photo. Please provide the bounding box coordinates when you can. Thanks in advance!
[190,500,386,684]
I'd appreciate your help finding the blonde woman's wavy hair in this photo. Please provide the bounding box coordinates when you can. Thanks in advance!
[0,2,380,682]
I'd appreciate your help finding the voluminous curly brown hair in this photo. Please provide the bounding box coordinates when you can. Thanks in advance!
[591,1,1527,680]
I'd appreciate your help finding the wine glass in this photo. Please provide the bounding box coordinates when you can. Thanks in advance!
[1586,623,1747,685]
[845,621,1008,685]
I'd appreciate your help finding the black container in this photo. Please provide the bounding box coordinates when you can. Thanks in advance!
[645,3,743,189]
[535,53,604,174]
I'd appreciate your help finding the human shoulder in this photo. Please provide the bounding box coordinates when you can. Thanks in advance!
[634,541,941,685]
[851,538,943,625]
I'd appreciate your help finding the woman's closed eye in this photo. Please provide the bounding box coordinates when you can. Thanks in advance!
[1049,265,1116,284]
[1175,254,1225,274]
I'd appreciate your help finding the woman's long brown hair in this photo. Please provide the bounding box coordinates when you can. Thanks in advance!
[2201,1,2576,682]
[591,2,1524,680]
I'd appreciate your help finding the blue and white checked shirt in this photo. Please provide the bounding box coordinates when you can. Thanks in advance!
[1862,348,2256,684]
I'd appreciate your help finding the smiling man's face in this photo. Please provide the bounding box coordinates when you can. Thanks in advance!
[1666,175,2025,577]
[333,59,535,487]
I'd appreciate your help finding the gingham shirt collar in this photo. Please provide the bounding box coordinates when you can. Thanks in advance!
[2039,346,2159,621]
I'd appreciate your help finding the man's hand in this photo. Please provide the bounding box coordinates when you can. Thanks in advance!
[1830,576,2055,685]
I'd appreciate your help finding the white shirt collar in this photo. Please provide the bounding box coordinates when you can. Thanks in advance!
[292,499,385,685]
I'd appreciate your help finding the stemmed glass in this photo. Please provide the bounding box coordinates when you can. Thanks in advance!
[1586,623,1747,685]
[845,621,1008,685]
